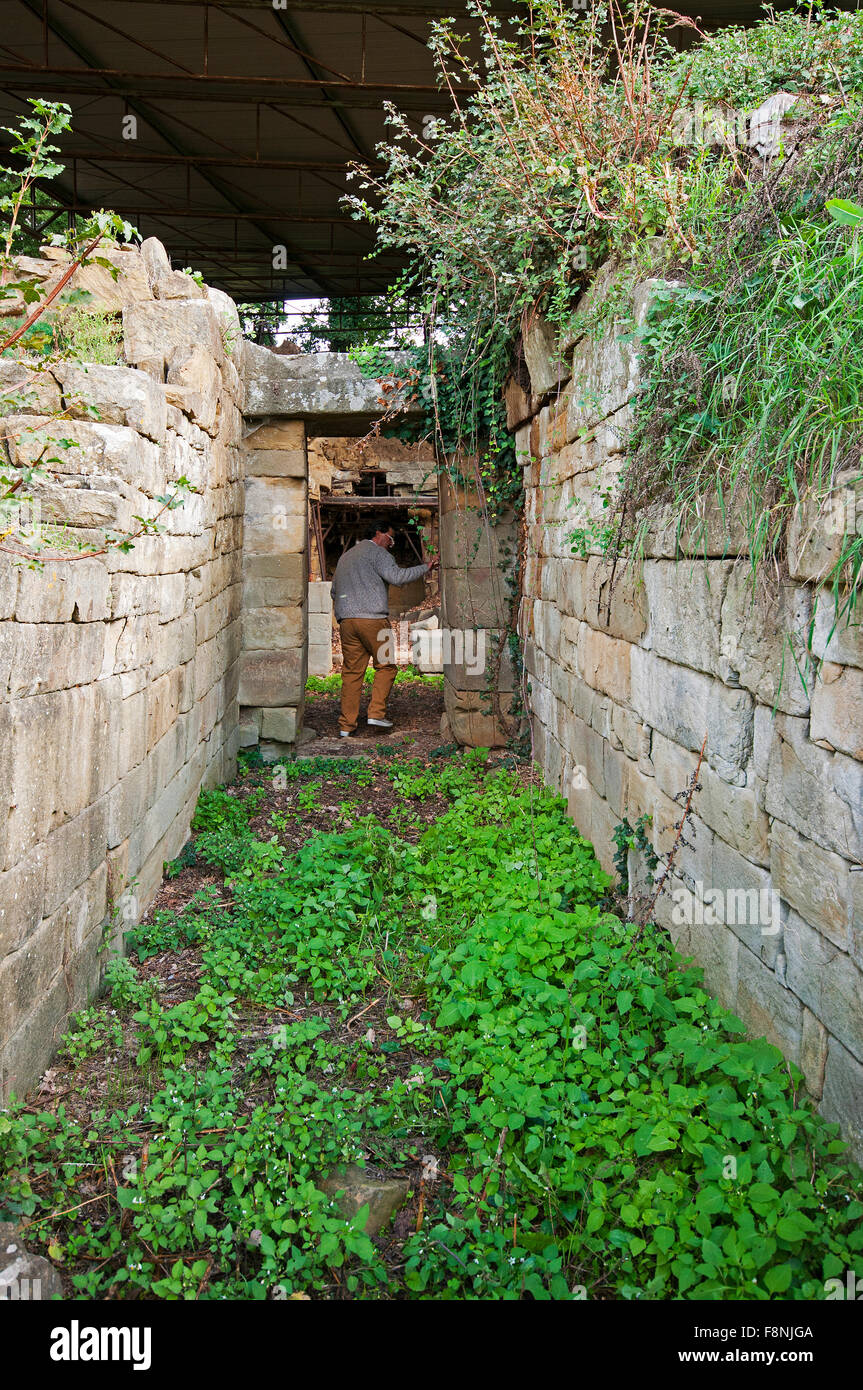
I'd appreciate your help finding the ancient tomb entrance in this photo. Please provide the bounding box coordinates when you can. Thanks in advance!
[237,348,443,753]
[307,436,440,678]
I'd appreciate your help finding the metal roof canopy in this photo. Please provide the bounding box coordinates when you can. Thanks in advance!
[0,0,810,304]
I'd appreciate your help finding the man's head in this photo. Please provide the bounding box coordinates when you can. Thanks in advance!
[366,522,395,549]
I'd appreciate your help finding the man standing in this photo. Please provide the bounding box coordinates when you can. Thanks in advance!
[332,522,436,736]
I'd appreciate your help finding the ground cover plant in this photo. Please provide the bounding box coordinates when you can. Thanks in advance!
[1,747,860,1301]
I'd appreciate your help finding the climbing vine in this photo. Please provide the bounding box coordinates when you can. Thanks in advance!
[346,2,863,629]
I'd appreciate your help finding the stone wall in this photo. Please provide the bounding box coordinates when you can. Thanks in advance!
[308,581,334,677]
[237,415,308,751]
[307,436,435,502]
[516,265,863,1159]
[0,238,244,1099]
[439,470,521,747]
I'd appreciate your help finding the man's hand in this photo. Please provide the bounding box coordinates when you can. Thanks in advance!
[426,557,440,572]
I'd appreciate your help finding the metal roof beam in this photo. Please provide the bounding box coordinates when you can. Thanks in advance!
[0,72,458,110]
[13,0,342,294]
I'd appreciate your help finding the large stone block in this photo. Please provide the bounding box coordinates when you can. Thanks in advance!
[0,848,46,959]
[735,940,802,1064]
[580,554,646,643]
[643,492,749,560]
[439,498,517,573]
[154,270,206,300]
[765,713,863,859]
[131,753,201,869]
[241,552,306,586]
[260,707,299,742]
[445,629,515,694]
[146,669,183,752]
[443,680,516,749]
[244,476,306,554]
[107,760,148,850]
[565,775,618,876]
[770,819,854,951]
[307,644,333,677]
[810,662,863,760]
[0,562,16,623]
[140,236,171,283]
[7,416,162,496]
[123,298,224,370]
[28,243,151,314]
[709,836,781,964]
[53,361,167,443]
[76,244,152,309]
[3,688,112,868]
[631,648,754,782]
[719,569,812,715]
[242,606,304,652]
[243,344,422,429]
[0,913,68,1044]
[9,617,107,701]
[800,1006,828,1099]
[577,625,631,705]
[242,577,305,613]
[0,927,102,1100]
[15,559,110,624]
[207,285,244,379]
[238,648,306,708]
[245,420,305,451]
[308,580,332,614]
[522,312,570,395]
[505,375,540,431]
[644,559,732,676]
[787,471,861,583]
[650,729,769,866]
[166,345,221,435]
[533,599,562,660]
[0,359,62,414]
[307,610,332,643]
[784,910,863,1064]
[443,568,512,631]
[42,797,108,919]
[565,320,639,438]
[820,1035,863,1163]
[243,448,306,478]
[677,914,739,1013]
[47,860,108,957]
[112,613,159,674]
[810,593,863,669]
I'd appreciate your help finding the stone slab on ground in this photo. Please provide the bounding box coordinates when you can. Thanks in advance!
[0,1221,63,1299]
[318,1164,410,1236]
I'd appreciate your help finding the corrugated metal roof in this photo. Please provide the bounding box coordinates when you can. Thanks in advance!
[0,1,812,302]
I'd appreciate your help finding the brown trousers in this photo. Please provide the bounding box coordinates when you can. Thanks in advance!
[338,618,396,732]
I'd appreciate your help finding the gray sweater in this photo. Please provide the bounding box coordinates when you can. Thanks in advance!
[332,540,429,621]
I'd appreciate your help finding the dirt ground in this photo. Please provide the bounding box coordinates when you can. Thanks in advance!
[19,699,531,1299]
[302,675,447,759]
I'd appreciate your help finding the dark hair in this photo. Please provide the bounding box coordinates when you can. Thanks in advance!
[364,521,394,540]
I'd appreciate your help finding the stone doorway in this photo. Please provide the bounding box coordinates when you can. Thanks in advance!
[237,346,441,756]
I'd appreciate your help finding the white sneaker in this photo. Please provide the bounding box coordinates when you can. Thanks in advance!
[367,717,393,728]
[339,730,352,738]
